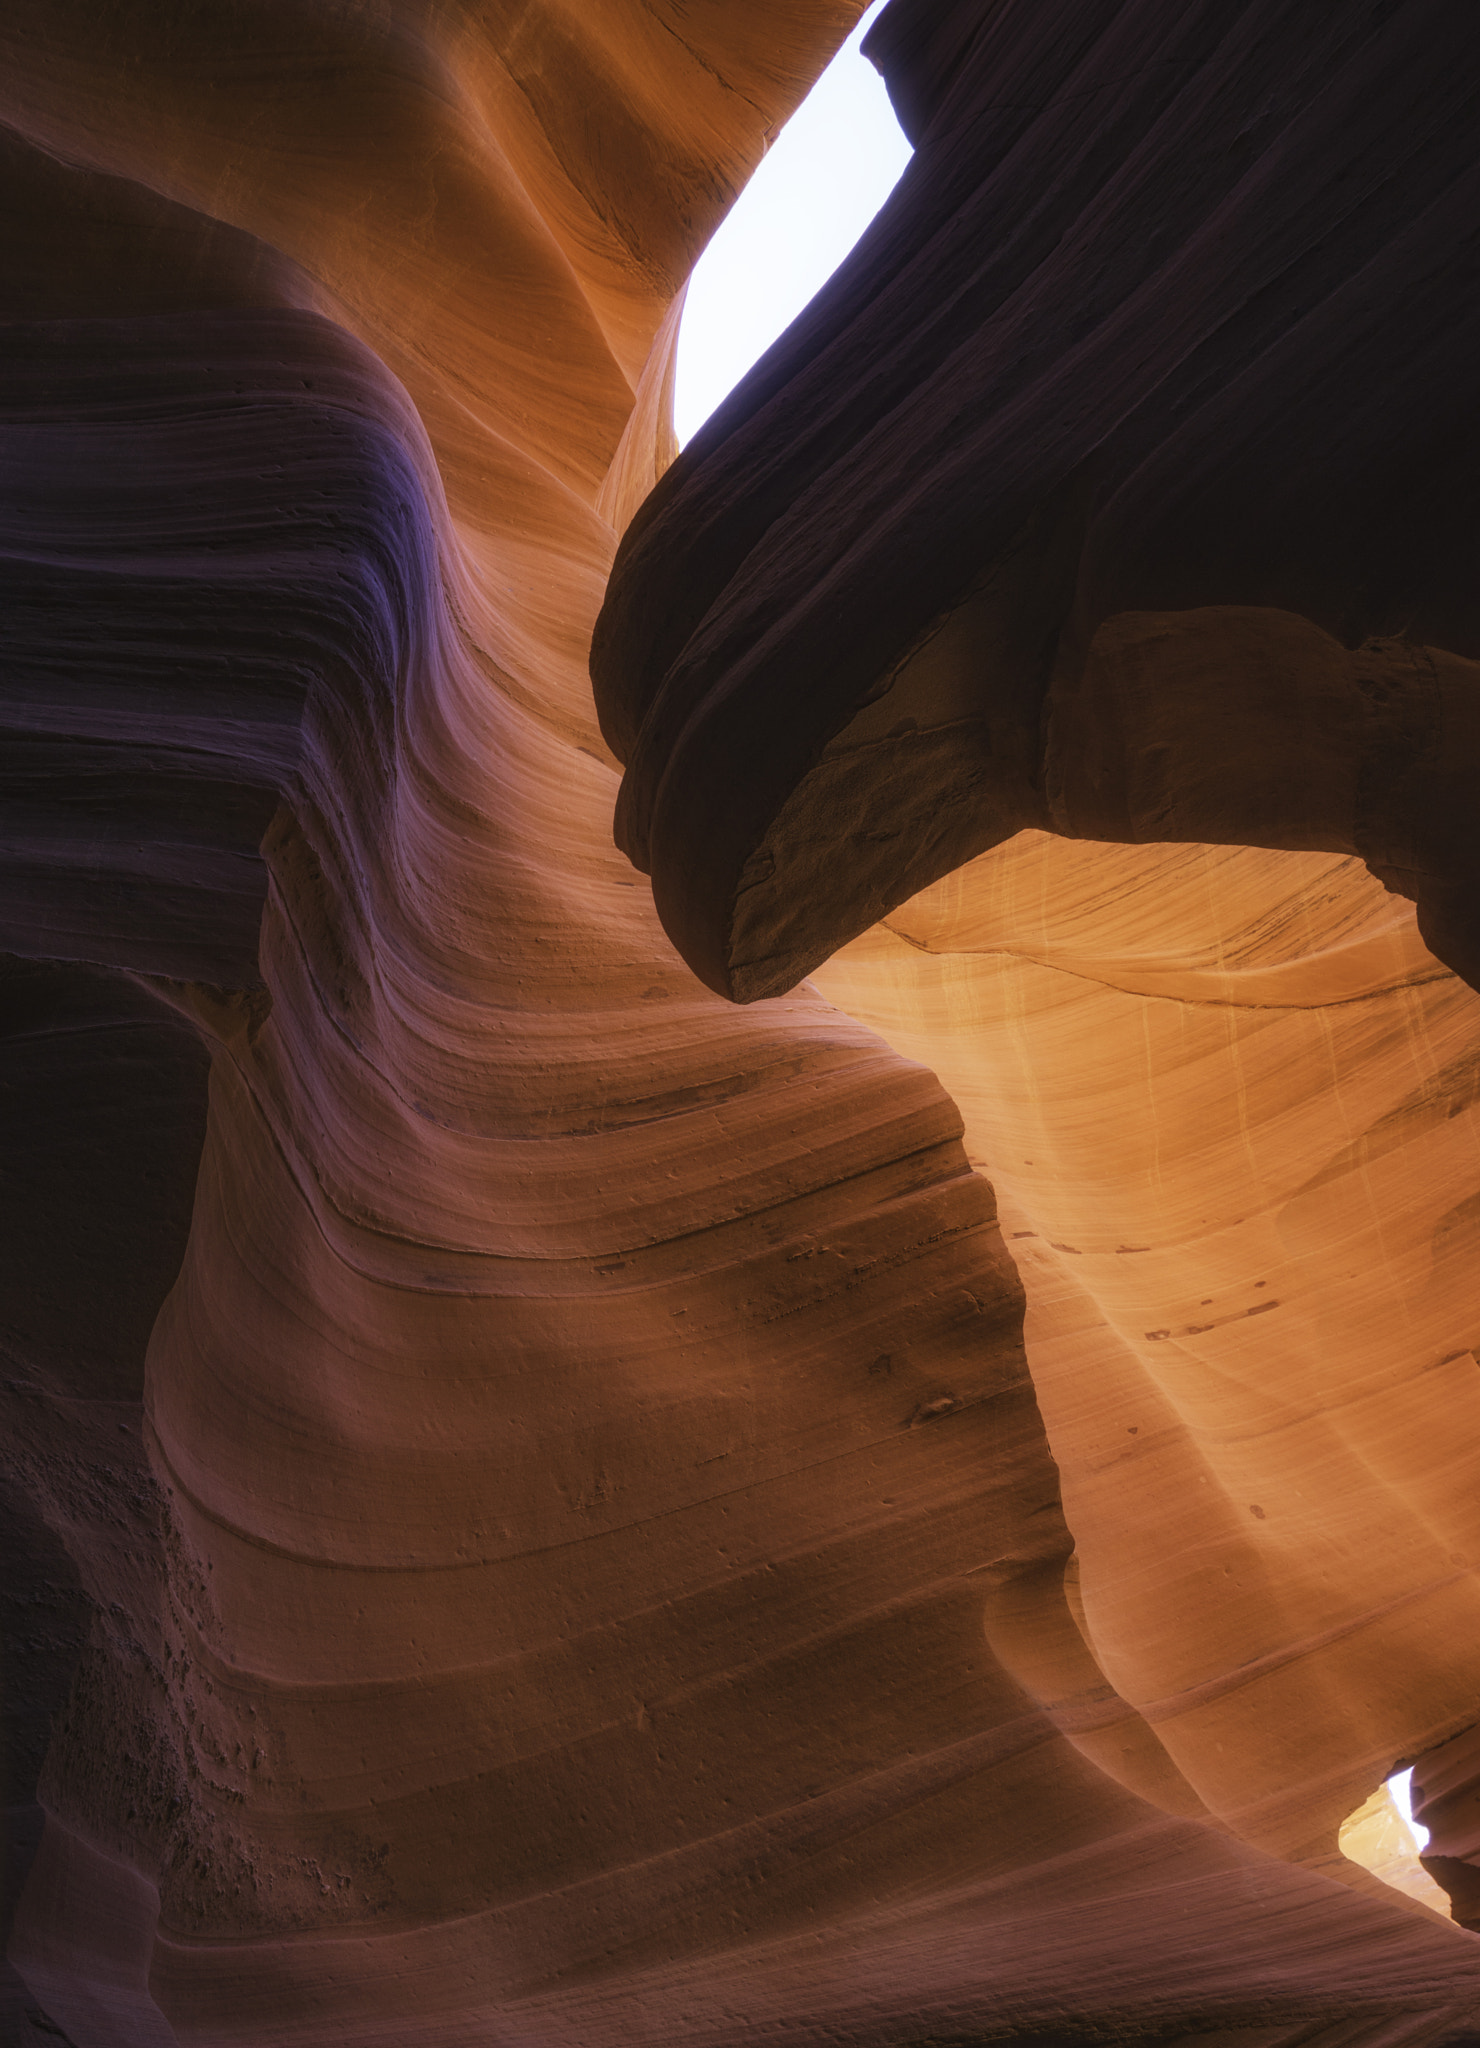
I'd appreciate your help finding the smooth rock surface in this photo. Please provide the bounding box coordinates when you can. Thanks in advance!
[3,1,1480,2044]
[594,0,1480,1000]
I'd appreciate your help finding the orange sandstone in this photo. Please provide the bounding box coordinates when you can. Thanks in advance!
[3,2,1480,2044]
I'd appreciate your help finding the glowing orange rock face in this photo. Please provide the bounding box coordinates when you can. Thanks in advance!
[3,4,1480,2047]
[815,834,1480,1866]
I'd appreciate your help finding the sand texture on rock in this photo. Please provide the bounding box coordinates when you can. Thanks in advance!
[4,1,1480,2044]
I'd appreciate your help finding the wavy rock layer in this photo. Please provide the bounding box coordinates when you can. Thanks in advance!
[588,0,1480,2034]
[814,836,1480,1870]
[593,0,1480,1000]
[4,2,1480,2046]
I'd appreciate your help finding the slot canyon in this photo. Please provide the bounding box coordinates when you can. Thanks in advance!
[3,1,1480,2043]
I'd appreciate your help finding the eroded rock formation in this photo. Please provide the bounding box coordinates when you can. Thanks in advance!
[3,1,1480,2044]
[594,0,1480,1001]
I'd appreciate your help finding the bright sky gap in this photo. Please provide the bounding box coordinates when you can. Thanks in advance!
[1388,1767,1430,1852]
[673,0,913,447]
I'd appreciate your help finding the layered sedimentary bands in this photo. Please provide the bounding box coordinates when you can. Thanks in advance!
[3,1,1480,2043]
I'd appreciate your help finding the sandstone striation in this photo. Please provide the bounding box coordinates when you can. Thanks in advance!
[594,0,1480,1001]
[812,834,1480,1897]
[3,1,1480,2045]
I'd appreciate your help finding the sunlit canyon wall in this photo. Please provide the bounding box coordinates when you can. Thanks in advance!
[4,2,1480,2045]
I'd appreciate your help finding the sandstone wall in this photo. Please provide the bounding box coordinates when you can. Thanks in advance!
[4,2,1480,2043]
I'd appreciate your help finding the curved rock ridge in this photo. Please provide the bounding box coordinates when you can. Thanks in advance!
[0,314,441,985]
[592,0,1480,1002]
[4,3,1480,2047]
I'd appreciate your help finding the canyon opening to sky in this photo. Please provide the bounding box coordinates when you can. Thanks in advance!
[3,3,1480,2045]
